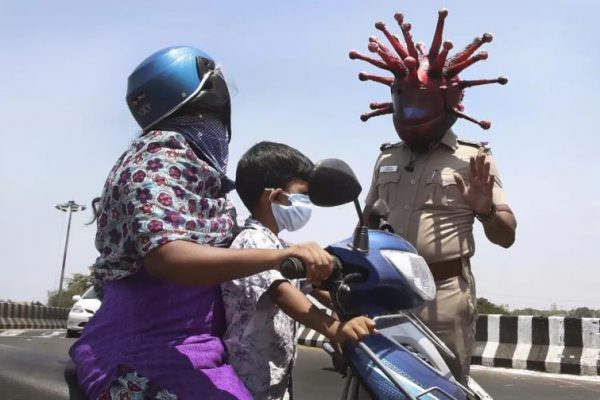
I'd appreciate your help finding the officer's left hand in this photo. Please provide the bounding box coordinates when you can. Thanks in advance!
[454,154,494,215]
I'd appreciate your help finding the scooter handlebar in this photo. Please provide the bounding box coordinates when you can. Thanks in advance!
[280,257,307,279]
[280,256,342,280]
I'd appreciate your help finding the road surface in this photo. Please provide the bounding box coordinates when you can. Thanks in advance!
[1,330,599,399]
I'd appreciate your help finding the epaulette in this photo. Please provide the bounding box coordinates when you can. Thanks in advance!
[380,142,401,151]
[457,138,491,153]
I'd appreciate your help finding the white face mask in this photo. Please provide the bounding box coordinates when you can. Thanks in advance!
[269,191,312,232]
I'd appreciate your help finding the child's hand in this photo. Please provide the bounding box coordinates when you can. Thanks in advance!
[285,242,333,286]
[334,316,378,344]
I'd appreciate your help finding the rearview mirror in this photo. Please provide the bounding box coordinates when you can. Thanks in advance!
[309,158,362,207]
[72,295,82,302]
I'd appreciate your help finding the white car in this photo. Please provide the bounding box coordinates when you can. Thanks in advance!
[66,287,101,337]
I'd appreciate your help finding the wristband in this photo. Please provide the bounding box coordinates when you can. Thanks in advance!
[475,203,497,223]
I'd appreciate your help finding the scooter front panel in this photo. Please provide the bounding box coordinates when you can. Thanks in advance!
[345,335,467,400]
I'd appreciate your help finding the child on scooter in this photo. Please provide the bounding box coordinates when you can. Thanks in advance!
[222,141,378,400]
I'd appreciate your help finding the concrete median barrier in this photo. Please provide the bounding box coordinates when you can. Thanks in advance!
[0,302,69,330]
[472,315,600,376]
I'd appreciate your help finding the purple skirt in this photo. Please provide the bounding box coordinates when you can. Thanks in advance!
[69,268,253,400]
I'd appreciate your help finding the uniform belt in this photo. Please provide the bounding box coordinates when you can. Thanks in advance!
[428,258,464,281]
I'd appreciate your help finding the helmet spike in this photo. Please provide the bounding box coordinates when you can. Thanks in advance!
[375,21,409,59]
[368,38,407,75]
[349,50,392,72]
[444,51,488,78]
[370,101,393,110]
[448,33,493,67]
[401,23,419,61]
[404,57,420,85]
[395,14,419,61]
[448,107,491,130]
[359,72,394,86]
[428,8,449,63]
[360,104,394,121]
[459,76,508,89]
[429,41,453,77]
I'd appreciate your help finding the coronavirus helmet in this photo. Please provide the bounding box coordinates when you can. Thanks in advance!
[126,46,231,136]
[350,9,507,151]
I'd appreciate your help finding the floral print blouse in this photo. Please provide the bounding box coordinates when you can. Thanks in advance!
[71,129,252,400]
[93,129,237,283]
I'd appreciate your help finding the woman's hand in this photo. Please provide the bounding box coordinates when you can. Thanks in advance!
[284,242,334,286]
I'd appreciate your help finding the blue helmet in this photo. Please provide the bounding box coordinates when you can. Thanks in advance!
[126,46,231,133]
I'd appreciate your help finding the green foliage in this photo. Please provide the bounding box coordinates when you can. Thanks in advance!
[475,297,600,318]
[569,307,597,318]
[477,297,510,315]
[47,272,94,308]
[511,306,600,318]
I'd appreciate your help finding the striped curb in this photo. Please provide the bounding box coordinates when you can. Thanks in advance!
[0,302,69,330]
[297,323,330,348]
[296,297,332,348]
[471,315,600,376]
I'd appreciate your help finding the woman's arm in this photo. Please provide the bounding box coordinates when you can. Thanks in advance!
[144,240,333,286]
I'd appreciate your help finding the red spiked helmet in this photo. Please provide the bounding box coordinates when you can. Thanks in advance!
[350,9,507,151]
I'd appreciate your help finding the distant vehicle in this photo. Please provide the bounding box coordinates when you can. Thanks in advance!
[67,287,101,338]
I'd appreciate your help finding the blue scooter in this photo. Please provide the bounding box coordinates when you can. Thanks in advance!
[281,158,492,400]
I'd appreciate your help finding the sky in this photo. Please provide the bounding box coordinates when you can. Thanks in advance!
[0,1,598,310]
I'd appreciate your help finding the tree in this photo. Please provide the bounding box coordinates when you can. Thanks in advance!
[47,272,94,308]
[569,307,594,318]
[477,297,510,315]
[511,307,543,316]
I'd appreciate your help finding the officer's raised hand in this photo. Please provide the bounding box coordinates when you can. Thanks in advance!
[453,153,494,215]
[453,153,516,248]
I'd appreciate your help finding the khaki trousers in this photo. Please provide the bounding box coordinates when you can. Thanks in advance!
[416,259,478,384]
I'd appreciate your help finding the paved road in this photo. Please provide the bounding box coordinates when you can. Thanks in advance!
[296,346,600,400]
[1,330,600,399]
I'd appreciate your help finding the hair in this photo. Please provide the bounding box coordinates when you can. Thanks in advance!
[236,141,314,212]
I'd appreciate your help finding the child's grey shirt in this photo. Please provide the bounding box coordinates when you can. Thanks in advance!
[221,218,297,400]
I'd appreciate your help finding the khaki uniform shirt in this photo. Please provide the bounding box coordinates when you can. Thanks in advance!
[365,130,508,264]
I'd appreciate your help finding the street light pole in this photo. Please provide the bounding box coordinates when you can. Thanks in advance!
[55,200,86,300]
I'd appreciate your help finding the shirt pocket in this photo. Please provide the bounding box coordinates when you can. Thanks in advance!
[376,172,402,208]
[424,169,461,208]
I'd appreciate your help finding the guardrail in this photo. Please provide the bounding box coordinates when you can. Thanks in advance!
[0,302,69,330]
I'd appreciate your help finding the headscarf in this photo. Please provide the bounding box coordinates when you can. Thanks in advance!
[156,113,235,193]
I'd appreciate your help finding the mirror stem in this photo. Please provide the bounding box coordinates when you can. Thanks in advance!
[354,199,364,226]
[352,199,369,253]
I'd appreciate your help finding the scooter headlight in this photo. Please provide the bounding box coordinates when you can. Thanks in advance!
[380,250,436,301]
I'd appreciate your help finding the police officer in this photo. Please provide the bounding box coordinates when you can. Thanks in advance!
[354,8,518,384]
[352,7,517,386]
[364,124,517,384]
